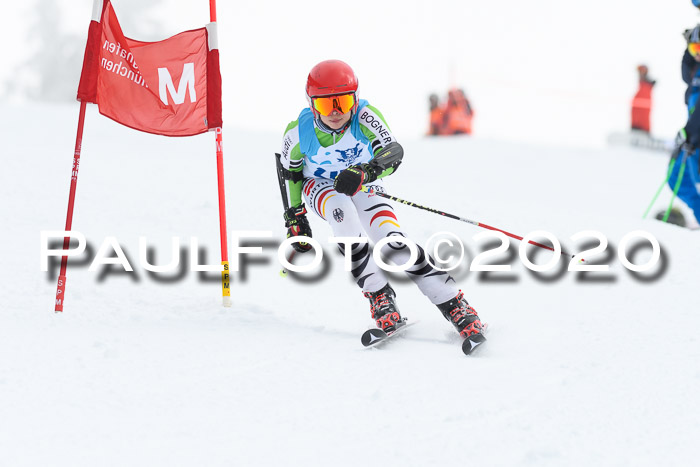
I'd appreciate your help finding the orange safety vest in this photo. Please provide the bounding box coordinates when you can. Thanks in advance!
[445,102,472,135]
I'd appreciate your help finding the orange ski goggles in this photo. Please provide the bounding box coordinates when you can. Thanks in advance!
[312,93,356,116]
[689,42,700,56]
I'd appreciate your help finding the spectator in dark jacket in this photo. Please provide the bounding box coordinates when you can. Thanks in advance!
[669,25,700,224]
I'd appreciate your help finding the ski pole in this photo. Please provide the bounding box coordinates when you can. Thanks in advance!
[662,149,689,222]
[274,152,296,277]
[280,249,296,278]
[642,146,681,219]
[361,186,578,259]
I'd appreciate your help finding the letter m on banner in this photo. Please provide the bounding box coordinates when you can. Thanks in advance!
[159,63,197,105]
[77,0,222,136]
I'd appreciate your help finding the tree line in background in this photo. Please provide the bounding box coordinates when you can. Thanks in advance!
[4,0,164,102]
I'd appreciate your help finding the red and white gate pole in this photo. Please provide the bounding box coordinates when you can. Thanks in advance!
[55,101,88,312]
[210,0,231,307]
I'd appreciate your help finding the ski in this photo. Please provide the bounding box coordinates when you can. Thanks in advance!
[361,320,489,354]
[607,131,673,153]
[461,323,489,356]
[361,320,414,348]
[461,333,487,355]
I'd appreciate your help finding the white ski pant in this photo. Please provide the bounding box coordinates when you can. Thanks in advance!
[302,178,458,305]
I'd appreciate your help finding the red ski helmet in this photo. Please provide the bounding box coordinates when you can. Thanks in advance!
[306,60,359,117]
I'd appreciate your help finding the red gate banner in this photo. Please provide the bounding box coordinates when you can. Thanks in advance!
[77,1,222,136]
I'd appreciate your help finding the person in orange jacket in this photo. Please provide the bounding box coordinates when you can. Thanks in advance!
[444,88,474,135]
[631,65,656,134]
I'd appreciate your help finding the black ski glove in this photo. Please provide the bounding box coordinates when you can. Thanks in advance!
[334,164,377,196]
[675,128,696,154]
[284,205,313,253]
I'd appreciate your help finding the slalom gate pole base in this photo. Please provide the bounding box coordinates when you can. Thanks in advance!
[55,275,67,313]
[221,260,231,307]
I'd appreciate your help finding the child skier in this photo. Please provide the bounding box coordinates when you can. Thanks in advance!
[277,59,485,342]
[670,26,700,225]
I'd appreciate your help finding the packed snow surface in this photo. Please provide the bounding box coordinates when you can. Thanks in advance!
[1,104,699,466]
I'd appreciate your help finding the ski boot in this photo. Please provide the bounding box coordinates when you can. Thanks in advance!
[363,283,405,333]
[436,290,484,338]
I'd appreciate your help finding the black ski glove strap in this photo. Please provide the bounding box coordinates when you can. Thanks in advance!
[284,205,313,253]
[369,141,403,174]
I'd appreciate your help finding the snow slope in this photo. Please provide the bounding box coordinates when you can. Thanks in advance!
[1,103,699,466]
